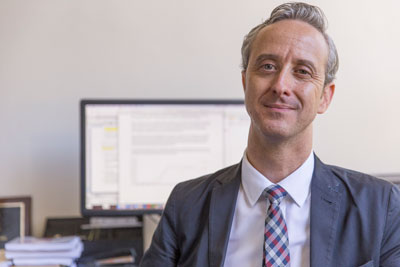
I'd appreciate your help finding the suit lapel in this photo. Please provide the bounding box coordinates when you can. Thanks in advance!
[310,155,342,267]
[208,163,241,267]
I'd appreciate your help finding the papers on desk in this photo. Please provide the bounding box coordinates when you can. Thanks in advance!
[4,236,82,267]
[12,258,75,266]
[0,249,12,267]
[5,236,81,252]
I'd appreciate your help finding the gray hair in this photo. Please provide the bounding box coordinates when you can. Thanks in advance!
[241,2,339,85]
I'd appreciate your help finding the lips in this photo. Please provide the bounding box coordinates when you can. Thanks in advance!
[265,103,295,109]
[263,102,297,111]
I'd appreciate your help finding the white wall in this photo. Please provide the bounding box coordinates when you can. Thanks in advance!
[0,0,399,236]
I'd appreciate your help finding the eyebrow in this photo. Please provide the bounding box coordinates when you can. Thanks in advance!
[295,59,317,73]
[254,54,280,67]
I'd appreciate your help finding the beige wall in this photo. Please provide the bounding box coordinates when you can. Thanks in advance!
[0,0,399,236]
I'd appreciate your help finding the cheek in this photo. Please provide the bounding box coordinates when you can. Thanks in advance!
[244,80,258,101]
[299,86,322,108]
[246,77,270,99]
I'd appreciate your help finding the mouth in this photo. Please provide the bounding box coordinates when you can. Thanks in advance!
[264,103,296,111]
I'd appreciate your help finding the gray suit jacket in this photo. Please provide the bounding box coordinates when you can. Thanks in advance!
[140,155,400,267]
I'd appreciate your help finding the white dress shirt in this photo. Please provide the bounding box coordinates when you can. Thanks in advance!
[223,151,314,267]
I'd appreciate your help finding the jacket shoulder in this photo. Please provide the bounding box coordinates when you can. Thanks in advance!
[320,163,398,209]
[326,163,394,191]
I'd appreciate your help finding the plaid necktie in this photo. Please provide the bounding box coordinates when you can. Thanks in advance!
[263,184,290,267]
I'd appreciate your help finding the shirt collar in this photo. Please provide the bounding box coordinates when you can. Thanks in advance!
[241,150,314,207]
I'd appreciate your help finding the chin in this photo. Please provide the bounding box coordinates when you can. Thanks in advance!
[254,123,292,141]
[263,129,292,141]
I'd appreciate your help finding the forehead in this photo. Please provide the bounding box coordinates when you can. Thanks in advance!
[250,20,328,68]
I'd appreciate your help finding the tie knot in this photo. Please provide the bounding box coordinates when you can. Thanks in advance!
[264,184,287,204]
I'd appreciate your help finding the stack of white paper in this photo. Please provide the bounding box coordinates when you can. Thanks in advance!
[4,236,83,267]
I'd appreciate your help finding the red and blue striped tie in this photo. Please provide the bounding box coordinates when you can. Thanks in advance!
[263,184,290,267]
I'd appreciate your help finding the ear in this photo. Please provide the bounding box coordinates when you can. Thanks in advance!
[317,82,335,114]
[241,71,246,92]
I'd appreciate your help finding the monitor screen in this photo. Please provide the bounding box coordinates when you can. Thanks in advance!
[80,99,250,216]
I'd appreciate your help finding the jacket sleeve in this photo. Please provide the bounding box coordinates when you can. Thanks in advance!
[380,185,400,266]
[139,185,180,267]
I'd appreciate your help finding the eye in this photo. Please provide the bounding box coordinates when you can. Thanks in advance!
[262,63,276,71]
[295,68,311,76]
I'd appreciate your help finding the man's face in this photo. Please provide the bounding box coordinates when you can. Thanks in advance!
[242,19,335,141]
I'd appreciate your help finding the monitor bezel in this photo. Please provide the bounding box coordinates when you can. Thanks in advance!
[80,99,245,217]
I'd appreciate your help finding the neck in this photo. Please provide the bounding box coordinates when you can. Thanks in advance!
[246,126,313,183]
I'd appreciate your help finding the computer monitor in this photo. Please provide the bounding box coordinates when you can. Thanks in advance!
[80,99,250,216]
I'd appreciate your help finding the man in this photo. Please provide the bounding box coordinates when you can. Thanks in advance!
[140,2,400,267]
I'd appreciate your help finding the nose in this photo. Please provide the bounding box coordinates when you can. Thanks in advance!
[271,68,292,97]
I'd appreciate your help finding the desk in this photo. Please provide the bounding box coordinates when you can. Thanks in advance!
[0,247,137,267]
